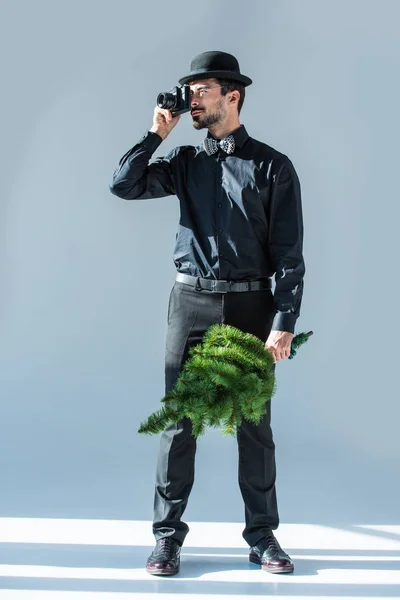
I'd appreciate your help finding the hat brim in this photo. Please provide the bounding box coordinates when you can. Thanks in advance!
[178,69,252,87]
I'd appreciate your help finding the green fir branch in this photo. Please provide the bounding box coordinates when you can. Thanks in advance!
[138,324,313,438]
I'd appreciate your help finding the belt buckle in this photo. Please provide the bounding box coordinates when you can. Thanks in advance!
[211,280,217,292]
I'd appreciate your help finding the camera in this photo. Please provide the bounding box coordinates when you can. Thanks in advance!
[157,84,191,116]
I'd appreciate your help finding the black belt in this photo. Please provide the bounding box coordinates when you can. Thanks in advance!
[175,272,272,293]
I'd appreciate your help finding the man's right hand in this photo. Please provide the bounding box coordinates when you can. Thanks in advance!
[150,106,181,140]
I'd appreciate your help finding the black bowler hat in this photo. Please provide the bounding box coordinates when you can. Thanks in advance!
[178,51,252,87]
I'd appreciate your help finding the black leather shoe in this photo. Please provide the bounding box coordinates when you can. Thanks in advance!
[249,532,294,574]
[146,537,181,576]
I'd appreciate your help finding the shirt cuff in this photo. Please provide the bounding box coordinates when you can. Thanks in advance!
[139,130,164,152]
[271,312,297,334]
[117,131,164,169]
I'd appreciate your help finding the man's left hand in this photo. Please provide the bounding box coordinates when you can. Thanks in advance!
[265,330,294,363]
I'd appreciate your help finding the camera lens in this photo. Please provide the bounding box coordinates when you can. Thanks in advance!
[157,92,176,109]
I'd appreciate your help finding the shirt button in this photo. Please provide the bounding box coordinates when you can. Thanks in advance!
[218,228,223,233]
[217,203,222,208]
[219,253,224,258]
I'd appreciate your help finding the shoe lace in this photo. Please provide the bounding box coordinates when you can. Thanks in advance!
[265,534,280,552]
[158,537,175,553]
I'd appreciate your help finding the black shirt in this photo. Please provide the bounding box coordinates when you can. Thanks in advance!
[109,124,305,333]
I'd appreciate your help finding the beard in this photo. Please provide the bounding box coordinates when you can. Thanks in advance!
[191,100,226,130]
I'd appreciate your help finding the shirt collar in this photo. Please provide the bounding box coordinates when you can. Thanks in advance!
[205,124,249,149]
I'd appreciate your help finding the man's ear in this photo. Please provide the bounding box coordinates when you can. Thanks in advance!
[230,91,239,106]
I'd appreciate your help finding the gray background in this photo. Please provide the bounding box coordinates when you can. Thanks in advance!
[1,0,399,528]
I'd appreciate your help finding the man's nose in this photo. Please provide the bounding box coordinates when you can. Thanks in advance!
[190,96,200,108]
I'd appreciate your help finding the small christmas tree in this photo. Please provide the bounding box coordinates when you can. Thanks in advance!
[139,324,312,438]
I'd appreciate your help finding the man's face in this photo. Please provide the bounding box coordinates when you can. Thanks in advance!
[189,78,229,130]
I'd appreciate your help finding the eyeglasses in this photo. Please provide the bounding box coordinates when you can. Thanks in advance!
[189,85,230,98]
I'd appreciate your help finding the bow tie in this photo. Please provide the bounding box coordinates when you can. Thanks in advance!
[203,134,235,156]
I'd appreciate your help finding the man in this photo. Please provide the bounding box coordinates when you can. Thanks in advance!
[109,51,305,576]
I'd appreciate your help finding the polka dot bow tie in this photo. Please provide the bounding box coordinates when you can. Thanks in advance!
[203,134,235,156]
